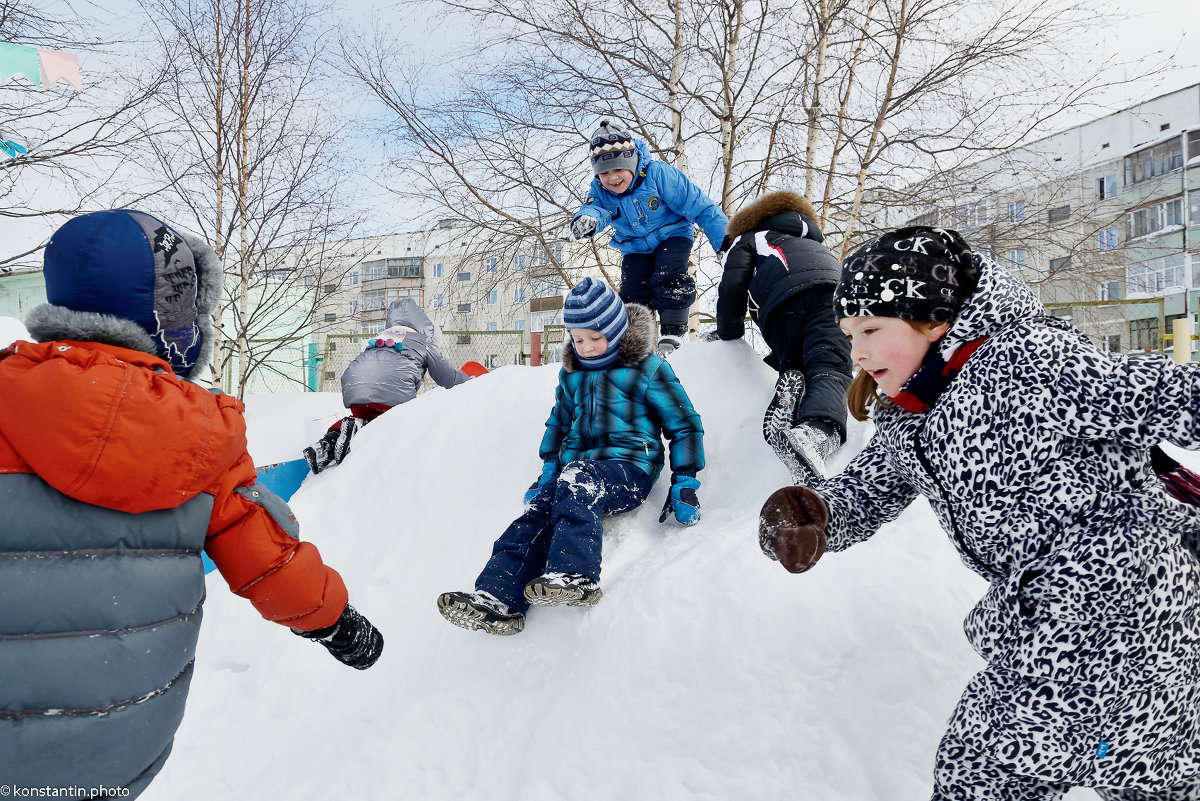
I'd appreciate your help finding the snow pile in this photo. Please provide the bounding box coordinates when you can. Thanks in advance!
[0,316,30,348]
[153,340,1106,800]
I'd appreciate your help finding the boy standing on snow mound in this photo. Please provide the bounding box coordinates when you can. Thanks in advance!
[710,190,852,485]
[758,226,1200,798]
[571,119,728,356]
[304,297,469,473]
[0,210,383,800]
[438,278,704,635]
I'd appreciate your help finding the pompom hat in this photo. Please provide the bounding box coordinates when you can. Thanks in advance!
[563,277,629,370]
[588,119,638,176]
[835,226,980,323]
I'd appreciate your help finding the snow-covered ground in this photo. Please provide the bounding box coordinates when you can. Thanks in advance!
[0,316,1127,798]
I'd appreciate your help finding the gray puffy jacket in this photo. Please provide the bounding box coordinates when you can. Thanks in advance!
[341,299,468,408]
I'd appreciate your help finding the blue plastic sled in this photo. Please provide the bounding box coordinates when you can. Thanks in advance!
[202,457,311,574]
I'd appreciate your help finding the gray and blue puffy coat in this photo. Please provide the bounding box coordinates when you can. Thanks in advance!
[572,139,728,256]
[341,298,468,408]
[539,303,704,483]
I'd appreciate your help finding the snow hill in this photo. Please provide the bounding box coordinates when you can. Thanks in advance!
[0,316,1105,799]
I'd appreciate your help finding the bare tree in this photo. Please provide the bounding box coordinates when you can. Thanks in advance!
[0,0,168,268]
[138,0,365,397]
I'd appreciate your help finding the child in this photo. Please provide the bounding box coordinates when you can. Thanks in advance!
[304,297,469,473]
[1,210,382,798]
[571,119,729,355]
[710,190,852,484]
[758,226,1200,799]
[438,278,705,634]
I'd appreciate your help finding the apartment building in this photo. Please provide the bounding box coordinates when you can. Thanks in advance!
[869,83,1200,357]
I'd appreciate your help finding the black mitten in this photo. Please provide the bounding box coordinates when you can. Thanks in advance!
[292,605,383,670]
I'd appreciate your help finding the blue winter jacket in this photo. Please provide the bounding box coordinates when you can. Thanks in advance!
[573,140,728,256]
[539,304,704,483]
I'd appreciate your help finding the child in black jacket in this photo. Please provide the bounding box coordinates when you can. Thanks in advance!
[712,191,852,484]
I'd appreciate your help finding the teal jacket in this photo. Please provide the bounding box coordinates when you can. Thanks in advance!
[539,304,704,482]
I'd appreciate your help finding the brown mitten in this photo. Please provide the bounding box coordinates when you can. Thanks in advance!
[758,486,828,573]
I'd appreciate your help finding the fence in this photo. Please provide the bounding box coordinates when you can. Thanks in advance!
[219,338,317,395]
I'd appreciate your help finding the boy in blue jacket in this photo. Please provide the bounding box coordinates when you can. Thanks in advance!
[438,278,705,635]
[571,120,728,355]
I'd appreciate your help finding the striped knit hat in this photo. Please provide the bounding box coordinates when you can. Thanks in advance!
[564,277,629,369]
[588,119,638,176]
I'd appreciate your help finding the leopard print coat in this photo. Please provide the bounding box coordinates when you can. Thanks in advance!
[818,254,1200,790]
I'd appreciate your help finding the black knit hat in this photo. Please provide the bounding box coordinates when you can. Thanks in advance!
[835,226,980,323]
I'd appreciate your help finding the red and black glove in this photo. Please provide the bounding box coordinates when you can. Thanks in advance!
[758,486,828,574]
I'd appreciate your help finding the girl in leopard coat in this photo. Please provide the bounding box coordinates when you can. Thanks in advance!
[760,226,1200,799]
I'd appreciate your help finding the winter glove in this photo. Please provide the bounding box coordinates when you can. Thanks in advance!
[292,604,383,670]
[332,416,365,466]
[758,485,828,573]
[658,471,701,526]
[524,461,558,505]
[701,330,723,343]
[571,215,598,240]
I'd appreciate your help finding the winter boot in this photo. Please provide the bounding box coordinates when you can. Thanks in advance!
[657,315,688,357]
[784,422,842,485]
[302,430,339,474]
[437,590,525,635]
[763,371,810,483]
[524,572,603,607]
[656,334,684,356]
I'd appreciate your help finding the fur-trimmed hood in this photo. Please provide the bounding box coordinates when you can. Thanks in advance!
[562,303,655,373]
[25,228,221,381]
[726,191,817,241]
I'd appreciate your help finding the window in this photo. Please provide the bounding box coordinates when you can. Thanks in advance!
[324,312,337,322]
[363,322,384,335]
[1098,280,1121,301]
[1124,136,1183,185]
[1193,254,1200,289]
[1126,199,1184,240]
[386,287,422,306]
[349,271,359,286]
[1130,317,1160,352]
[1190,130,1200,162]
[1007,201,1026,223]
[488,290,498,305]
[457,303,471,313]
[456,334,472,345]
[514,287,527,303]
[515,319,526,331]
[1190,192,1200,227]
[1127,253,1186,295]
[1097,174,1118,199]
[323,284,337,294]
[485,257,498,273]
[514,255,526,270]
[953,201,988,229]
[386,257,422,278]
[906,210,940,227]
[458,272,471,281]
[362,261,386,281]
[433,263,444,278]
[1098,228,1119,252]
[266,269,290,283]
[1048,205,1071,223]
[348,300,359,315]
[1008,249,1026,271]
[486,322,498,331]
[1100,334,1121,353]
[324,370,336,380]
[362,289,386,311]
[432,293,444,308]
[1049,256,1071,273]
[303,275,315,288]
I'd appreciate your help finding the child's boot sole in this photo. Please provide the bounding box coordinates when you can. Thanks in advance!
[523,580,603,607]
[437,593,524,635]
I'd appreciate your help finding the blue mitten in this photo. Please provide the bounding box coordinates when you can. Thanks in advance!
[524,461,558,505]
[658,471,701,526]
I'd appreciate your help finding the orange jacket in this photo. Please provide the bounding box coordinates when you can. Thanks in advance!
[0,339,347,630]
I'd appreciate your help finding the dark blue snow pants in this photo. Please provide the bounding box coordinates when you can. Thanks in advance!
[475,459,655,612]
[619,236,694,332]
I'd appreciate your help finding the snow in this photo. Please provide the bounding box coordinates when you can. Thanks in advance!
[0,316,30,348]
[140,339,1114,799]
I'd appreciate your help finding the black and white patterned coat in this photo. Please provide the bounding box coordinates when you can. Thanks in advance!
[818,255,1200,790]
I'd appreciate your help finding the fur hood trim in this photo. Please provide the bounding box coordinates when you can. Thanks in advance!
[726,191,816,240]
[562,303,655,373]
